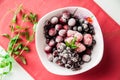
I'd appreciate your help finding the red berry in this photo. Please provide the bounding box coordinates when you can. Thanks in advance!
[50,16,58,24]
[44,45,52,53]
[82,54,91,62]
[63,25,69,30]
[55,36,63,42]
[62,11,70,19]
[67,30,77,37]
[58,29,66,36]
[60,17,67,23]
[55,24,62,31]
[83,34,92,46]
[49,28,56,36]
[48,39,55,47]
[68,18,76,26]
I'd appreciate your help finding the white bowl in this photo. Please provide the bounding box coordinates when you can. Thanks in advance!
[35,7,104,75]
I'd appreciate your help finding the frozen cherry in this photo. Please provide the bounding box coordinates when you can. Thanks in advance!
[55,24,62,31]
[55,36,63,42]
[60,17,67,23]
[63,25,69,30]
[48,39,55,47]
[50,16,58,24]
[44,45,52,53]
[82,54,91,62]
[58,29,67,37]
[49,28,56,36]
[62,11,70,19]
[68,18,76,26]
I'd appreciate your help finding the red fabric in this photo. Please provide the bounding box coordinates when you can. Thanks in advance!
[0,0,120,80]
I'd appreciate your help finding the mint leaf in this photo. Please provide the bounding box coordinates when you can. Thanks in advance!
[2,34,11,40]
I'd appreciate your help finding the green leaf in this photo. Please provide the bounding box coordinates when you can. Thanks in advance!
[7,34,19,54]
[19,56,27,64]
[16,25,21,29]
[65,41,70,47]
[14,51,20,55]
[22,13,28,22]
[2,34,11,39]
[33,22,38,32]
[10,25,14,32]
[28,33,35,42]
[71,44,77,49]
[23,46,29,52]
[25,31,30,40]
[71,37,77,45]
[28,12,37,24]
[12,4,23,23]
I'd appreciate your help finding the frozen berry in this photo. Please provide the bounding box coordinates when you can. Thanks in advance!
[55,24,62,31]
[53,57,59,63]
[77,26,82,32]
[48,39,55,47]
[55,36,63,42]
[58,29,67,36]
[72,26,77,31]
[47,54,54,62]
[68,18,76,26]
[44,45,52,53]
[65,64,71,69]
[62,11,70,19]
[63,25,69,30]
[82,23,88,30]
[60,17,67,23]
[64,36,74,43]
[67,30,76,37]
[79,18,84,23]
[74,32,83,42]
[75,43,86,53]
[49,28,56,36]
[82,54,91,62]
[84,34,93,46]
[50,16,58,24]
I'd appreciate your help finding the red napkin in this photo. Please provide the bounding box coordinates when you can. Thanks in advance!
[0,0,120,80]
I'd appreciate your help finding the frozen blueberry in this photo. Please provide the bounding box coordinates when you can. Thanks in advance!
[72,26,77,31]
[77,26,82,32]
[65,64,72,69]
[63,53,69,58]
[53,57,59,63]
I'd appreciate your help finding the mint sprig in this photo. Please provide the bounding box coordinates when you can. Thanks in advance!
[65,37,77,49]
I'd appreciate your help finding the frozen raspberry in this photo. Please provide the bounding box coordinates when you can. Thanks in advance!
[75,43,86,53]
[64,36,73,43]
[48,28,56,36]
[67,30,77,37]
[74,32,83,42]
[83,34,92,46]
